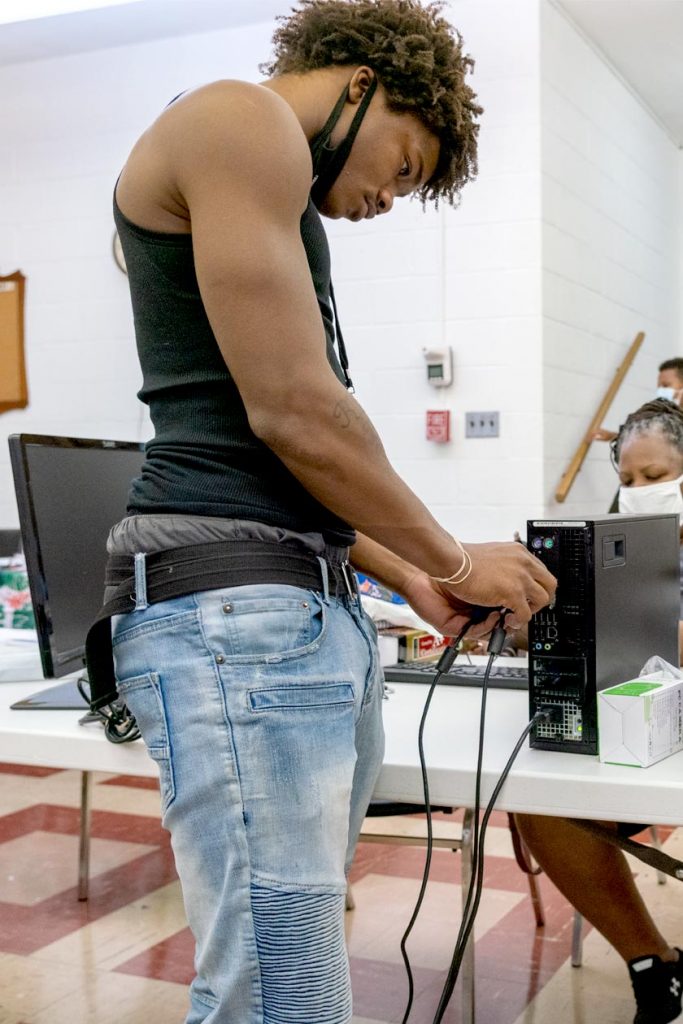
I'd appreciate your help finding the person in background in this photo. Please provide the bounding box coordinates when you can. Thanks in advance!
[593,358,683,444]
[517,397,683,1024]
[657,358,683,404]
[100,2,557,1022]
[613,397,683,659]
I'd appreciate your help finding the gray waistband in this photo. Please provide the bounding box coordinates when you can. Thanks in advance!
[107,514,349,563]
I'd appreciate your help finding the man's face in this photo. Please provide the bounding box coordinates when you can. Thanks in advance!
[657,368,683,397]
[317,90,440,221]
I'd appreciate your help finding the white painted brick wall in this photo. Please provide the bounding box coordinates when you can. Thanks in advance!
[0,0,546,546]
[5,2,677,548]
[331,0,545,541]
[0,19,276,530]
[541,0,681,517]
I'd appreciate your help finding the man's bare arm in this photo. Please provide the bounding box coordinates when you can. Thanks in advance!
[170,84,554,622]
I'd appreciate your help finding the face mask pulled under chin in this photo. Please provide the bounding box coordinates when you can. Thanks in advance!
[618,473,683,521]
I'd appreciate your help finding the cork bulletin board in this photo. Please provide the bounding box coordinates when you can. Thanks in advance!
[0,271,27,413]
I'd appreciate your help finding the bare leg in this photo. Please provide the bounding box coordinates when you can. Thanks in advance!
[514,814,678,964]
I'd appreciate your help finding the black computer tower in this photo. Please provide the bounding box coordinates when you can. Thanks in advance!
[527,514,680,755]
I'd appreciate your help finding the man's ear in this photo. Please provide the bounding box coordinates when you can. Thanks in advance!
[347,66,376,105]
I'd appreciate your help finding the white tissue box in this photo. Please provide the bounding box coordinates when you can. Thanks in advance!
[598,675,683,767]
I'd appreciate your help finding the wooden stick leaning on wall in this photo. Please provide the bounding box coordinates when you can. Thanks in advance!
[554,331,645,504]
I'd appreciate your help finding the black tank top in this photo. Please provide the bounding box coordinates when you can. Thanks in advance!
[113,194,355,546]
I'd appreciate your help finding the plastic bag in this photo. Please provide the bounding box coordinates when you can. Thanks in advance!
[357,573,435,633]
[636,655,683,682]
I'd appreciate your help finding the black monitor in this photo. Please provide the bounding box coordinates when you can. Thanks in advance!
[8,434,144,678]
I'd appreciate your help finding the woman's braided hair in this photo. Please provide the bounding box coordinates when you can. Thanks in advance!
[611,398,683,466]
[260,0,482,207]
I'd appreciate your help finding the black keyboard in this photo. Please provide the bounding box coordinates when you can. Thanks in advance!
[383,661,528,690]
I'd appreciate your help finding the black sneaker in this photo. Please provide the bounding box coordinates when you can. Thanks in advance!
[629,949,683,1024]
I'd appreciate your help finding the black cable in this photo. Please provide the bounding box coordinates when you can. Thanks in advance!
[431,706,550,1023]
[77,675,140,743]
[398,617,475,1024]
[394,603,552,1024]
[426,614,508,1023]
[398,606,500,1023]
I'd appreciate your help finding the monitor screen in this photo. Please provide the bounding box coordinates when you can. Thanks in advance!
[8,434,144,678]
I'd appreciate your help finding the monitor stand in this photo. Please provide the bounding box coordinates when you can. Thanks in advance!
[10,676,90,711]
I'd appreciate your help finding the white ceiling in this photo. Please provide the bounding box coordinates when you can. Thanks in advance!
[0,0,285,65]
[1,0,682,147]
[556,0,683,146]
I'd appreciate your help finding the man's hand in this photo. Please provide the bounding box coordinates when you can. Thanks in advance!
[400,570,502,639]
[352,533,556,637]
[439,541,556,629]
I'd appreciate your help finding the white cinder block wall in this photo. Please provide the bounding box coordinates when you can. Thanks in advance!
[1,1,680,549]
[0,0,545,544]
[0,18,276,529]
[541,0,682,517]
[333,0,545,544]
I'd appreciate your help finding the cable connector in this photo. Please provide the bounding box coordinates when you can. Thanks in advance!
[488,625,507,656]
[537,704,563,724]
[486,609,510,656]
[435,638,459,674]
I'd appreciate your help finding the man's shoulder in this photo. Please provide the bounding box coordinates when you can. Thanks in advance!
[165,80,307,157]
[161,80,312,199]
[175,79,288,114]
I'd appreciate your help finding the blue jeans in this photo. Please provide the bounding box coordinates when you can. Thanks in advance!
[112,584,384,1023]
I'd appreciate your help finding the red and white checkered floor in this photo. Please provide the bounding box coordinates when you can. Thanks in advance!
[0,762,681,1023]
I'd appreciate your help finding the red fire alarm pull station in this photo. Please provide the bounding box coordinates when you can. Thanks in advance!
[426,409,450,443]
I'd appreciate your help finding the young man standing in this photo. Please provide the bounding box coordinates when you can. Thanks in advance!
[104,2,556,1020]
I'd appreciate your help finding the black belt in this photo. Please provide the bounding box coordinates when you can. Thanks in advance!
[85,539,358,716]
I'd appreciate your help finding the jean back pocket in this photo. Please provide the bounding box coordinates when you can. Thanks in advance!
[115,671,176,814]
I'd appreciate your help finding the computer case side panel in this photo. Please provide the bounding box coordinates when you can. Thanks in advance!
[593,516,679,691]
[528,514,681,757]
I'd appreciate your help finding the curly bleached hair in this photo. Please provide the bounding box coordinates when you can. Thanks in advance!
[260,0,482,206]
[611,398,683,467]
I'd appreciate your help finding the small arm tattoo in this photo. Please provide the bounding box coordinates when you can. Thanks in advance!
[333,399,364,430]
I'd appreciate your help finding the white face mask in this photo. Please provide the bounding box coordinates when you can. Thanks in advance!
[618,473,683,520]
[656,386,676,401]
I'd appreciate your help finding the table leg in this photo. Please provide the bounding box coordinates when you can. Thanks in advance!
[571,910,583,967]
[77,770,91,901]
[460,807,475,1024]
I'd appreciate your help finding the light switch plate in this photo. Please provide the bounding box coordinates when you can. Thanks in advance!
[465,411,500,438]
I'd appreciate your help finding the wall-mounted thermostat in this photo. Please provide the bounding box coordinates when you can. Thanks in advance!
[423,346,453,388]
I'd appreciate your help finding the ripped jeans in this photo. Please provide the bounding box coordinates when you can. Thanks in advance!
[112,583,384,1023]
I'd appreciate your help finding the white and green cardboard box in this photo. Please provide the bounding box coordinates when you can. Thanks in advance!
[598,676,683,767]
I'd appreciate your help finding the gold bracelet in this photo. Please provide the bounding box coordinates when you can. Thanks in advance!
[431,542,472,585]
[439,549,473,586]
[431,540,467,583]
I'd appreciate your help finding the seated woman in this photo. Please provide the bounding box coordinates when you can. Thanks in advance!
[516,397,683,1024]
[612,397,683,659]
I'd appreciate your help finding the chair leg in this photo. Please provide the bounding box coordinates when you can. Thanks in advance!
[508,812,546,928]
[77,770,91,902]
[571,910,583,967]
[650,826,667,885]
[345,883,355,911]
[526,869,546,928]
